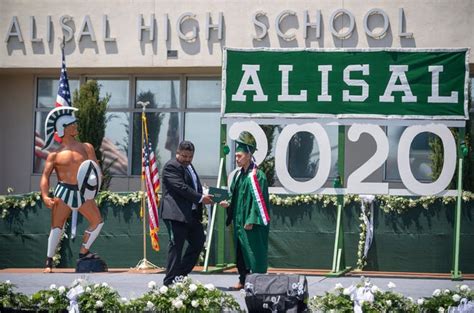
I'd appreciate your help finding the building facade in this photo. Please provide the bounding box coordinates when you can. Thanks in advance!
[0,0,473,193]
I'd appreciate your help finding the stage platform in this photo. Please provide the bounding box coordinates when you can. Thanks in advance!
[1,267,473,311]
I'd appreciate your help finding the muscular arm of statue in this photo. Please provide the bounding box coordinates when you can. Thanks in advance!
[40,152,57,209]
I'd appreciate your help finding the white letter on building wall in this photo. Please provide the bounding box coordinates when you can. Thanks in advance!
[138,14,155,41]
[363,8,389,39]
[177,12,198,42]
[252,11,268,40]
[278,65,307,101]
[303,10,321,39]
[206,12,223,40]
[103,15,116,42]
[46,16,52,43]
[29,16,43,43]
[163,14,169,42]
[398,8,413,38]
[317,65,333,101]
[232,65,268,102]
[78,15,97,42]
[329,9,355,39]
[276,10,297,41]
[60,15,74,42]
[5,16,24,42]
[379,65,417,102]
[343,64,370,102]
[428,66,458,103]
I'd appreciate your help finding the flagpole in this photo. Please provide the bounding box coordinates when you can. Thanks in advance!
[134,101,159,271]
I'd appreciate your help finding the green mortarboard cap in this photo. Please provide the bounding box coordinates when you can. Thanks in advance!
[235,131,256,154]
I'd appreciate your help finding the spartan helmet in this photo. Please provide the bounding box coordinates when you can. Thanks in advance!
[43,106,78,150]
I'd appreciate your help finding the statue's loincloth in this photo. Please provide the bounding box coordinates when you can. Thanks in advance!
[53,182,85,210]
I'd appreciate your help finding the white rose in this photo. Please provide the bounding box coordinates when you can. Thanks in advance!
[370,286,380,293]
[460,285,470,292]
[120,297,128,303]
[191,300,199,308]
[146,301,154,309]
[452,294,461,302]
[438,307,445,313]
[443,289,450,295]
[49,284,57,290]
[58,286,66,294]
[407,297,414,303]
[189,283,198,292]
[95,300,103,308]
[47,297,55,304]
[173,299,184,309]
[204,283,215,291]
[94,283,100,288]
[387,282,396,289]
[159,285,168,294]
[386,300,392,307]
[5,280,11,285]
[417,298,425,305]
[433,289,441,296]
[85,286,91,292]
[148,281,156,289]
[334,283,343,290]
[101,282,109,288]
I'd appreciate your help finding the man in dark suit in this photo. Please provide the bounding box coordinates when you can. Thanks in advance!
[160,140,214,286]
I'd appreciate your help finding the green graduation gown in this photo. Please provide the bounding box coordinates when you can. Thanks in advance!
[229,164,270,273]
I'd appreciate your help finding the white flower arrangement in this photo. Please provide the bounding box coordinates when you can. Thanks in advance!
[126,276,241,312]
[309,278,418,312]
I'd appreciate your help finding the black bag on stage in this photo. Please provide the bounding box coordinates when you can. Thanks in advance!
[244,273,309,313]
[76,257,108,273]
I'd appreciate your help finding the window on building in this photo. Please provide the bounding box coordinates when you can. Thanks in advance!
[184,79,222,177]
[95,78,130,176]
[131,78,182,175]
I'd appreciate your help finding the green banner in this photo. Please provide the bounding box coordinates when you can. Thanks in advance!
[223,48,469,120]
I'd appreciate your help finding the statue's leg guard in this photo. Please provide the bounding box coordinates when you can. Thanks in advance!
[47,227,64,258]
[82,222,104,250]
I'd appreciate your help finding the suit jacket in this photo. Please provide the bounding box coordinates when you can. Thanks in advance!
[159,158,204,223]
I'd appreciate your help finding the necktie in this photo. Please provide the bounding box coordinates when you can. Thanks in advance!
[187,165,198,210]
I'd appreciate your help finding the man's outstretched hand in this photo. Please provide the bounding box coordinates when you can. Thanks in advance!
[202,194,214,205]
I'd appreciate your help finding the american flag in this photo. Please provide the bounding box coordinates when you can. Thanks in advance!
[52,46,71,144]
[55,47,71,107]
[142,117,160,251]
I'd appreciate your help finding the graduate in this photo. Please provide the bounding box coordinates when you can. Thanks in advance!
[220,131,270,290]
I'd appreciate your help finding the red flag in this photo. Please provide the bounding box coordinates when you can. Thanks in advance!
[142,115,160,251]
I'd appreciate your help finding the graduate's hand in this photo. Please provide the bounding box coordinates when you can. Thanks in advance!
[202,194,214,205]
[244,224,253,230]
[219,200,230,208]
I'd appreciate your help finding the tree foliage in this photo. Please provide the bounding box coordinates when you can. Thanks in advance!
[73,80,109,189]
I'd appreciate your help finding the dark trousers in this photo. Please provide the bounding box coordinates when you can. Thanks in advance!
[163,216,205,286]
[236,240,250,285]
